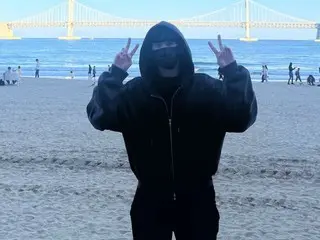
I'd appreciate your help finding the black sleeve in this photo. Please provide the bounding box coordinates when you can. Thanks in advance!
[218,61,258,132]
[86,64,128,132]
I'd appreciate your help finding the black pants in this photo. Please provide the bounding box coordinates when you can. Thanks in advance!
[288,72,294,84]
[35,70,39,78]
[130,182,219,240]
[295,76,302,82]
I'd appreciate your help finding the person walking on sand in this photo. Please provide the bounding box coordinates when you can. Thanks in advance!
[295,67,302,84]
[35,59,40,78]
[89,66,97,87]
[261,65,268,83]
[92,66,96,81]
[70,70,74,79]
[87,22,257,240]
[288,62,295,85]
[88,64,92,80]
[17,66,22,83]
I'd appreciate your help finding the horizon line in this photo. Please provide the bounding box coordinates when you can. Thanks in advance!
[1,37,318,41]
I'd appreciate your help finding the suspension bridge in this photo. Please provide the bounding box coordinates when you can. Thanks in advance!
[0,0,319,41]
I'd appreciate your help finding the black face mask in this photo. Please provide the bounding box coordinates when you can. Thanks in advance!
[153,47,178,69]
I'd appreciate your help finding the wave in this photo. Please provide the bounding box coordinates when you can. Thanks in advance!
[19,74,318,82]
[2,62,319,70]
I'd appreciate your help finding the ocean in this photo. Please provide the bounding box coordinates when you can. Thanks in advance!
[0,38,319,81]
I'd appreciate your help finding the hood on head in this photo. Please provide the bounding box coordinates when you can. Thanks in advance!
[139,21,194,80]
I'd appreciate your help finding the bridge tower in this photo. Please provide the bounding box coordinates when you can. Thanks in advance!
[0,23,20,40]
[315,24,320,42]
[58,0,81,40]
[240,0,258,42]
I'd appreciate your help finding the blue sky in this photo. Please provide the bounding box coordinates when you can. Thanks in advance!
[1,0,320,39]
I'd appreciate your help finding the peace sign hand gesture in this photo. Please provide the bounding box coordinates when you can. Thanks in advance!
[113,38,139,72]
[208,35,235,68]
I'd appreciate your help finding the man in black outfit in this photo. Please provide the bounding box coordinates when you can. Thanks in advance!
[87,21,257,240]
[88,64,92,79]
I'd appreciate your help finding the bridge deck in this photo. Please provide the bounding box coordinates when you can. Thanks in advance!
[7,21,318,29]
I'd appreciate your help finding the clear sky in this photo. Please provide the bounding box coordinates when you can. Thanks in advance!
[1,0,320,39]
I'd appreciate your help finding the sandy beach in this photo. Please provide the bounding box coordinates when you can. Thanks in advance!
[0,77,319,240]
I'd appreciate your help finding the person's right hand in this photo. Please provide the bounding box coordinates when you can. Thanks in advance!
[113,38,139,72]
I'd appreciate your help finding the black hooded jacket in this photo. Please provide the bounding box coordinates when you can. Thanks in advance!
[87,21,257,196]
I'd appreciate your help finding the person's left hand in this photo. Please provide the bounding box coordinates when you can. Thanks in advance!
[208,35,235,68]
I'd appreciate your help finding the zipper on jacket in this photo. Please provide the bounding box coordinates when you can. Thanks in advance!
[151,87,181,201]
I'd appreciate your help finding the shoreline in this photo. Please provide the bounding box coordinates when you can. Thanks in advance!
[21,76,317,83]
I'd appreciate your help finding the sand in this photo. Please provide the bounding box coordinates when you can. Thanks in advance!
[0,77,319,240]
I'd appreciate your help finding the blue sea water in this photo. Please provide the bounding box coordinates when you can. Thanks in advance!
[0,38,319,81]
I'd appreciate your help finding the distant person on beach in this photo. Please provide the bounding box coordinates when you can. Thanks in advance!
[265,65,269,79]
[35,59,40,78]
[11,69,18,84]
[0,70,5,85]
[108,65,111,72]
[17,66,22,81]
[4,67,12,84]
[70,70,74,79]
[307,75,315,85]
[89,66,97,86]
[288,62,295,84]
[295,68,302,84]
[3,67,18,85]
[87,22,257,240]
[261,65,268,83]
[88,64,92,80]
[92,66,96,80]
